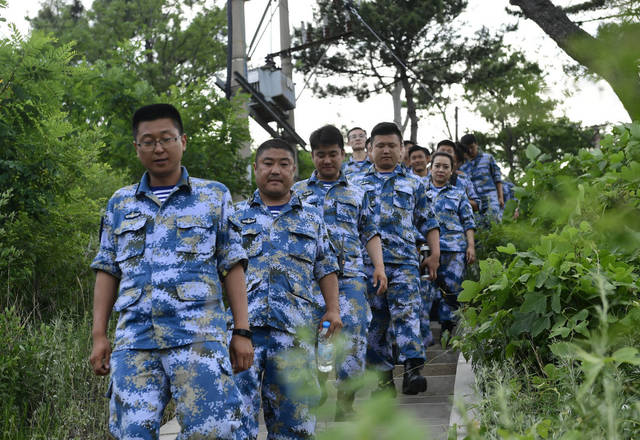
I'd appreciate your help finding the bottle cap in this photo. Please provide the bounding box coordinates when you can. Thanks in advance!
[322,321,330,328]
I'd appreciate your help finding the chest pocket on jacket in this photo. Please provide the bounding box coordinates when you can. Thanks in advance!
[114,216,147,262]
[393,189,414,211]
[440,193,464,232]
[176,215,216,255]
[442,192,460,213]
[287,225,316,264]
[336,200,358,224]
[241,224,262,257]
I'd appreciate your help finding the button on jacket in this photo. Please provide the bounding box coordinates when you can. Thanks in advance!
[231,191,339,334]
[91,167,247,351]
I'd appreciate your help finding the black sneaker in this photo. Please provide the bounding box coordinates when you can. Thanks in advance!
[402,358,427,395]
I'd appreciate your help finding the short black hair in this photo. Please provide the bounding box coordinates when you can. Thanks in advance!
[370,122,402,144]
[454,142,466,164]
[365,137,371,149]
[347,127,366,138]
[403,140,416,147]
[436,139,456,150]
[132,103,183,138]
[255,138,296,162]
[309,125,344,151]
[431,151,454,168]
[408,145,430,158]
[460,133,477,146]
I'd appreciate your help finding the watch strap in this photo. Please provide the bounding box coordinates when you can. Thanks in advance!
[232,328,253,340]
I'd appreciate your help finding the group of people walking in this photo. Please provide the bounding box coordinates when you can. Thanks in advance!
[89,103,509,439]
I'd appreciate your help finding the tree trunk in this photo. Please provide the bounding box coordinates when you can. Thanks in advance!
[400,69,419,142]
[510,0,640,121]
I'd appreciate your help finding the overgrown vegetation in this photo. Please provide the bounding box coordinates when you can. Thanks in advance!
[453,122,640,438]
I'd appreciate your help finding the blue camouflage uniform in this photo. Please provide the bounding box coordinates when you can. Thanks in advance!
[231,190,339,440]
[425,181,475,325]
[91,167,246,440]
[350,165,439,372]
[293,171,378,387]
[460,151,502,226]
[343,157,373,177]
[454,173,482,212]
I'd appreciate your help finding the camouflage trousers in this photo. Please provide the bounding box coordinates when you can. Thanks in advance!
[108,341,242,440]
[335,276,372,386]
[419,278,436,348]
[234,326,319,440]
[365,264,426,371]
[432,251,466,323]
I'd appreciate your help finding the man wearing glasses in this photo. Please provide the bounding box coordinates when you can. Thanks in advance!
[89,103,252,439]
[344,127,372,176]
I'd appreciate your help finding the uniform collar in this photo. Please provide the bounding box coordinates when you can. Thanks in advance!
[249,189,302,209]
[367,163,405,177]
[308,170,348,186]
[135,166,191,199]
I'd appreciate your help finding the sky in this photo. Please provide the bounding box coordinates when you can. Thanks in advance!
[1,0,632,152]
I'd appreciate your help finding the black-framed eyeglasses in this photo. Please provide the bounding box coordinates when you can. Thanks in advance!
[136,136,180,151]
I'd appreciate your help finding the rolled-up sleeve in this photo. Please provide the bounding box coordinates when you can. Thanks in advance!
[358,191,379,246]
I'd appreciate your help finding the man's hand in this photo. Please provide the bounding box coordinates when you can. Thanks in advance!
[319,309,343,338]
[89,335,112,376]
[466,245,476,265]
[372,266,388,296]
[499,197,505,209]
[230,335,254,374]
[421,254,440,281]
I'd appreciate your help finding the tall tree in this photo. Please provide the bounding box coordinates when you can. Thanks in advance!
[29,0,228,93]
[508,0,640,121]
[293,0,501,141]
[465,48,593,176]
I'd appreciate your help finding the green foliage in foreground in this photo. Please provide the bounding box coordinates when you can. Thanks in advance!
[453,122,640,438]
[0,308,110,438]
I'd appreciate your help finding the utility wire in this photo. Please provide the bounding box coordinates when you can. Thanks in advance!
[248,1,280,61]
[247,0,274,57]
[344,0,453,139]
[296,45,330,101]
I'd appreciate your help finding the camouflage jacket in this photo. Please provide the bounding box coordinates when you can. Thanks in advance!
[459,151,502,199]
[232,191,339,334]
[343,157,373,177]
[349,165,439,267]
[91,167,247,350]
[292,171,378,279]
[426,182,475,252]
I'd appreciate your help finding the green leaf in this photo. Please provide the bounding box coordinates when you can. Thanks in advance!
[536,419,552,439]
[488,273,509,291]
[497,243,516,254]
[525,143,542,162]
[611,347,640,366]
[531,315,551,337]
[520,292,547,315]
[458,280,482,302]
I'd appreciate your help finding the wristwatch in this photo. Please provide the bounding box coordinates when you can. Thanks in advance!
[232,328,253,341]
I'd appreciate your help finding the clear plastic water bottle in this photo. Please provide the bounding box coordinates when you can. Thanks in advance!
[317,321,334,373]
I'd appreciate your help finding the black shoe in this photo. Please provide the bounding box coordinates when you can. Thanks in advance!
[441,320,455,334]
[402,358,427,395]
[372,369,396,398]
[335,390,356,421]
[317,371,329,407]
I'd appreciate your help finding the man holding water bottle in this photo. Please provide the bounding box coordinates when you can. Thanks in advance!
[231,138,341,439]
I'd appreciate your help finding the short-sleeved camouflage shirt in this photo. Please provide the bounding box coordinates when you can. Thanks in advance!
[231,191,339,334]
[91,167,247,350]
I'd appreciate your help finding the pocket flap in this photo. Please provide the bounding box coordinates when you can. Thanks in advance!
[287,224,315,239]
[113,287,143,311]
[114,216,147,235]
[176,215,214,229]
[176,281,219,301]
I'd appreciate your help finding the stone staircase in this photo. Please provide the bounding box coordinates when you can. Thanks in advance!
[160,323,460,439]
